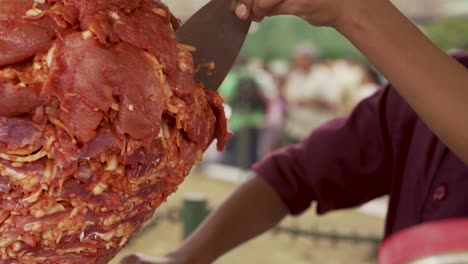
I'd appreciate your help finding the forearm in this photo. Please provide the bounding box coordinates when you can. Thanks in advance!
[336,0,468,164]
[168,175,288,263]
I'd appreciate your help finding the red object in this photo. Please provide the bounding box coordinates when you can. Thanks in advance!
[0,0,229,263]
[378,219,468,264]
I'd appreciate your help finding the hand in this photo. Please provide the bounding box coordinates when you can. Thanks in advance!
[235,0,361,28]
[119,253,187,264]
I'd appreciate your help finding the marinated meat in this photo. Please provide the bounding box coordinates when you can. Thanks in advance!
[0,1,230,263]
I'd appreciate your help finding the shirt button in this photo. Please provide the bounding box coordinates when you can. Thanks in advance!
[433,184,448,201]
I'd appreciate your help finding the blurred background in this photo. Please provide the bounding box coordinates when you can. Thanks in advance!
[112,1,468,263]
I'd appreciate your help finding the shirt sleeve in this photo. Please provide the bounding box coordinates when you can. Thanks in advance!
[252,86,395,215]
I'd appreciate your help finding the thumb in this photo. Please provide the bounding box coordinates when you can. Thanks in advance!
[235,0,253,20]
[236,0,285,22]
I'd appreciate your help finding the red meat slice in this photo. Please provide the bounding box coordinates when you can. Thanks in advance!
[0,117,43,150]
[0,0,33,19]
[0,21,54,67]
[0,78,46,117]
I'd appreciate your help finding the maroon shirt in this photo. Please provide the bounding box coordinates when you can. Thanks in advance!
[253,53,468,238]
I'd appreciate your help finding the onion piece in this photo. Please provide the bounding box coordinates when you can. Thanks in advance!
[5,145,42,156]
[48,116,74,140]
[0,149,47,162]
[177,43,196,52]
[46,43,57,68]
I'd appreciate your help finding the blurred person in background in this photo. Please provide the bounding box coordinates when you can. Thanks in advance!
[331,58,367,113]
[333,60,382,112]
[219,59,267,168]
[353,65,382,102]
[282,43,342,143]
[248,59,286,157]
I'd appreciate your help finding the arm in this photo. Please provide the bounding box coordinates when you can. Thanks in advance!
[236,0,468,165]
[122,86,401,264]
[121,175,288,264]
[337,0,468,165]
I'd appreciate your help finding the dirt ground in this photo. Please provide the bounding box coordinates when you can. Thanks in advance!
[110,173,384,264]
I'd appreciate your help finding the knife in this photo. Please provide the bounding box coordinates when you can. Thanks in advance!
[176,0,251,91]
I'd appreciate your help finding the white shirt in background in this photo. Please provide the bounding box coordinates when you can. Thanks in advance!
[284,65,342,140]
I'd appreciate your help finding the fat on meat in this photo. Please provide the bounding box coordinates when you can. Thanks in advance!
[0,0,231,263]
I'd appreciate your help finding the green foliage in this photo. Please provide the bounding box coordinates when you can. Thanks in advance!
[240,15,468,61]
[423,17,468,51]
[240,15,364,61]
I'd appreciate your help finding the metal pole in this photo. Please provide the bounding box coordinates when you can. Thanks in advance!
[182,193,208,239]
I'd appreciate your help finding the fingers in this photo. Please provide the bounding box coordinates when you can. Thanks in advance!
[120,254,142,264]
[119,253,157,264]
[235,0,284,22]
[120,254,174,264]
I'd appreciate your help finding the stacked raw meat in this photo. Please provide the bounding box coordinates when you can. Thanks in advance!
[0,0,230,263]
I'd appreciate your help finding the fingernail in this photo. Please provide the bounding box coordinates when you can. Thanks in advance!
[236,3,249,19]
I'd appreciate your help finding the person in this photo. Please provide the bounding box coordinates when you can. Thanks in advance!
[330,58,367,113]
[335,60,381,112]
[353,65,381,102]
[281,43,342,143]
[247,59,285,157]
[234,0,468,163]
[121,0,468,263]
[218,58,267,168]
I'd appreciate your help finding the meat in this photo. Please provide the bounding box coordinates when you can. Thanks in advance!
[0,1,230,263]
[0,20,54,67]
[0,118,43,150]
[0,79,46,117]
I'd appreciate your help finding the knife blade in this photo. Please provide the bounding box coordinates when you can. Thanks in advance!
[176,0,251,91]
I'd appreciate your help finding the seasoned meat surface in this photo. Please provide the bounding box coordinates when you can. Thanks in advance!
[0,1,230,263]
